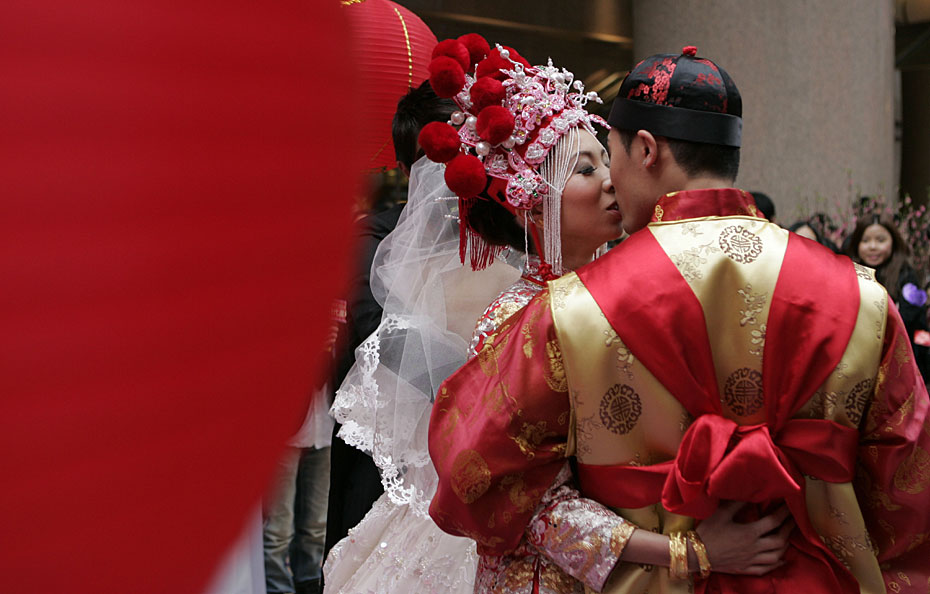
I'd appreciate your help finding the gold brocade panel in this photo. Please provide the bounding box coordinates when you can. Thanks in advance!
[549,272,691,468]
[550,272,695,593]
[649,216,785,424]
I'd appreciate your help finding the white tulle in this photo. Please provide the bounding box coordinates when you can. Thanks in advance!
[329,158,519,514]
[325,158,518,593]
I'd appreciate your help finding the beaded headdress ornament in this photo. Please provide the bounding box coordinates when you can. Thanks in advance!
[418,34,606,277]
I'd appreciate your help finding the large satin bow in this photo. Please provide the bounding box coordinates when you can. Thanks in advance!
[661,414,859,519]
[576,414,858,514]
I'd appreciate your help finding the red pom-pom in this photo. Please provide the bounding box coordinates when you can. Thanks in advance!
[432,39,470,72]
[418,122,461,163]
[469,77,505,112]
[457,33,490,68]
[682,45,697,57]
[476,105,515,145]
[444,154,487,198]
[475,46,530,81]
[428,56,466,98]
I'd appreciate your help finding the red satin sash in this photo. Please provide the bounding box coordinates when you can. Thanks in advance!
[577,416,859,514]
[574,201,863,592]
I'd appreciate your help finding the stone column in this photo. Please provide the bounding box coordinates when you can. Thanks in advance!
[901,69,930,203]
[632,0,897,222]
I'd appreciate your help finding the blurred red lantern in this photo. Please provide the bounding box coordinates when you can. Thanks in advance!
[343,0,438,171]
[0,1,358,592]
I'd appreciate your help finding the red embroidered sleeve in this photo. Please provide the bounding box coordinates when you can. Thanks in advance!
[856,302,930,593]
[428,290,571,555]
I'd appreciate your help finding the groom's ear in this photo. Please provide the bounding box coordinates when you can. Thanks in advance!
[637,130,659,169]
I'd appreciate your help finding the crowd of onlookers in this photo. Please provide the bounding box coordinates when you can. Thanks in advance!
[752,191,930,384]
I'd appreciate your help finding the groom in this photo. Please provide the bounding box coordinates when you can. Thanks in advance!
[429,47,930,593]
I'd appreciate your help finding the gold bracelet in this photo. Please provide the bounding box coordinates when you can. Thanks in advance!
[668,531,689,580]
[687,530,712,579]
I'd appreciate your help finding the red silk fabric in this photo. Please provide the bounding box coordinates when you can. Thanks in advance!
[0,3,359,592]
[575,189,862,592]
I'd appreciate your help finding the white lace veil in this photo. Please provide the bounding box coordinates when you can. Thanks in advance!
[331,158,519,516]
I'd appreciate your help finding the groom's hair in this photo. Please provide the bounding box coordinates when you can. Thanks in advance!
[617,130,740,182]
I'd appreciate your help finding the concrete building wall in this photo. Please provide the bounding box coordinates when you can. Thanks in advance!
[633,0,897,223]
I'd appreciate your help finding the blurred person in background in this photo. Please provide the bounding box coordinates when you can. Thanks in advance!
[788,219,840,253]
[846,214,929,382]
[750,191,776,224]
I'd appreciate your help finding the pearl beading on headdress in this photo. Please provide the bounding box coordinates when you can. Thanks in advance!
[448,49,605,212]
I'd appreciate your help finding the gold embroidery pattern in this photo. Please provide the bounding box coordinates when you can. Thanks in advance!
[510,421,556,461]
[654,204,664,221]
[886,391,915,433]
[544,340,568,392]
[598,384,642,435]
[906,531,930,552]
[520,299,544,359]
[616,343,635,380]
[811,390,839,419]
[550,274,583,312]
[820,533,871,566]
[879,518,897,545]
[723,367,764,416]
[680,410,695,434]
[574,412,599,458]
[477,330,510,377]
[829,506,849,525]
[482,383,511,416]
[738,284,768,359]
[854,262,876,281]
[868,487,903,512]
[892,446,930,494]
[750,324,766,357]
[844,378,873,426]
[670,241,719,282]
[609,521,637,556]
[603,323,621,348]
[834,362,850,380]
[893,338,910,371]
[719,225,763,264]
[681,222,702,237]
[738,284,767,326]
[875,298,887,340]
[492,301,525,331]
[450,449,492,504]
[499,474,536,513]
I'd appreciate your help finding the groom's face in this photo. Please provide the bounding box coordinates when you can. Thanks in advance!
[607,129,654,235]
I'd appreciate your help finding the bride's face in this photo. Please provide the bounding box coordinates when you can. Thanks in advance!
[559,130,622,264]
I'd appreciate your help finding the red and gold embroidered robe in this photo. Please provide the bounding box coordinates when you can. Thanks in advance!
[429,189,930,594]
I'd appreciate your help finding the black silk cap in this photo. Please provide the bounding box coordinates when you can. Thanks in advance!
[608,47,743,147]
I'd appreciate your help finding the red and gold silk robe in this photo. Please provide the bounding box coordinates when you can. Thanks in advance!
[429,188,930,594]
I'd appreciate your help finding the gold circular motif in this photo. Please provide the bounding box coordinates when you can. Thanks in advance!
[724,368,764,416]
[718,225,763,264]
[599,384,642,435]
[450,449,492,504]
[844,379,873,426]
[893,447,930,495]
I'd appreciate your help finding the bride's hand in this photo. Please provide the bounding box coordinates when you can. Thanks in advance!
[695,501,794,576]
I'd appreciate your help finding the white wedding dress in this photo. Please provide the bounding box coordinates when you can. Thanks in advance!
[323,159,519,594]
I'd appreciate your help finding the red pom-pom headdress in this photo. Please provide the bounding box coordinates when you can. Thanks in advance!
[424,34,607,274]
